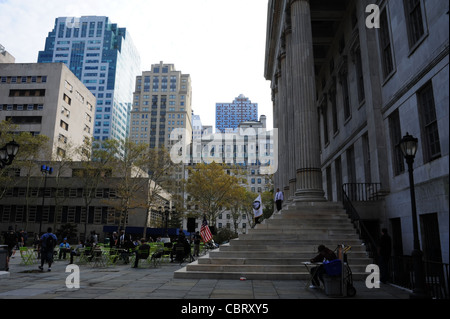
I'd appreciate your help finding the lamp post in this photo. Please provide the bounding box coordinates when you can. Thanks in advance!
[39,164,53,235]
[399,132,427,299]
[0,140,20,169]
[164,203,170,237]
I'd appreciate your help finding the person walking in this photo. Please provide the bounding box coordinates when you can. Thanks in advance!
[275,188,284,212]
[39,227,57,272]
[3,226,18,271]
[193,231,201,257]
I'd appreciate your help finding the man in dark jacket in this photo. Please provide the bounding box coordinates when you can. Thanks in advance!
[309,245,338,288]
[378,228,392,283]
[3,226,18,271]
[133,238,150,268]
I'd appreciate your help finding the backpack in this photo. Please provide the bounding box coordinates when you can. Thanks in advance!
[4,232,17,249]
[45,234,56,251]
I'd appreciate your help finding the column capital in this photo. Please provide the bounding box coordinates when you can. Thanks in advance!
[289,0,309,6]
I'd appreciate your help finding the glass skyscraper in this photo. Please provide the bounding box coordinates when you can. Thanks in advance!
[38,16,141,143]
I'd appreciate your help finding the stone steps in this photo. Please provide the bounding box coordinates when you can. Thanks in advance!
[198,257,369,266]
[174,202,373,280]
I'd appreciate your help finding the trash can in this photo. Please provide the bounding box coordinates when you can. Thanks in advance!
[0,245,8,271]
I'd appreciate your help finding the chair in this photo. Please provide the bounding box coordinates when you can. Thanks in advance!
[150,247,164,268]
[91,247,105,268]
[19,247,35,265]
[134,246,150,268]
[78,247,92,264]
[103,248,119,267]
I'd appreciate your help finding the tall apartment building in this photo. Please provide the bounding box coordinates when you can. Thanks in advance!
[0,63,95,160]
[215,94,258,133]
[130,62,192,149]
[192,114,203,141]
[265,0,448,263]
[185,114,274,234]
[37,16,141,143]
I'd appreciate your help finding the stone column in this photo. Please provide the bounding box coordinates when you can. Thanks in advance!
[289,0,325,201]
[284,3,297,201]
[271,86,281,190]
[277,52,289,193]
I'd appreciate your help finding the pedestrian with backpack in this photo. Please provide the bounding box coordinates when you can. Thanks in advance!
[39,227,57,272]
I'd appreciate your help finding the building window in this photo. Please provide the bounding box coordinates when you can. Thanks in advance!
[418,83,441,163]
[322,99,329,146]
[63,94,72,105]
[404,0,426,48]
[389,109,405,176]
[340,71,351,121]
[60,120,69,131]
[379,7,394,79]
[330,89,338,134]
[362,133,372,183]
[354,47,365,104]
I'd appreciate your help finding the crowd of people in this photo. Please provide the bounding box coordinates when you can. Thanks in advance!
[1,226,212,272]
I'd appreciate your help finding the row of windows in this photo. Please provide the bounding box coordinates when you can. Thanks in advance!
[0,104,44,111]
[0,205,119,225]
[0,76,47,84]
[2,187,117,199]
[320,0,431,148]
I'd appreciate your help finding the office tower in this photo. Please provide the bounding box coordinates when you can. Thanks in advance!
[130,62,192,149]
[0,63,95,160]
[38,16,141,143]
[0,44,15,63]
[215,94,258,133]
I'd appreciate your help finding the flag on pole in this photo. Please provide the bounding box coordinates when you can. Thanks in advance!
[200,216,213,243]
[253,194,263,218]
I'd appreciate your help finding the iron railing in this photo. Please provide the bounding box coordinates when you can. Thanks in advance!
[342,183,382,202]
[390,255,449,299]
[342,184,380,260]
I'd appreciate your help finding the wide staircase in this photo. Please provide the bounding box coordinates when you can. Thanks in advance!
[174,202,373,280]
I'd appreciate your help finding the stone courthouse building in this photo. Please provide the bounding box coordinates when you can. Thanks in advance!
[264,0,448,263]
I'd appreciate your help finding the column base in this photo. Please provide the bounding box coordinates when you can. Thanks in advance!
[293,189,326,202]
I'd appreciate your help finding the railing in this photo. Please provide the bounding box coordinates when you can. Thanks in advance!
[390,256,449,299]
[342,183,382,260]
[342,183,382,202]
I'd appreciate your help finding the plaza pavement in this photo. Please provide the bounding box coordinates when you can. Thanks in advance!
[0,250,412,301]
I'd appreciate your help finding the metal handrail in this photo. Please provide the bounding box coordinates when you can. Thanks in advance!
[390,255,449,299]
[342,183,382,202]
[342,185,379,260]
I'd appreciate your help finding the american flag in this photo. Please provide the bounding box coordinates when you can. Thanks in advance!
[200,216,213,243]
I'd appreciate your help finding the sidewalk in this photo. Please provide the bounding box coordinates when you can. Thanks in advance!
[0,251,411,300]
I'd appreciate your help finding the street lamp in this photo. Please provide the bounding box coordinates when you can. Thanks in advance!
[399,132,427,298]
[0,140,20,169]
[39,164,53,235]
[164,203,170,237]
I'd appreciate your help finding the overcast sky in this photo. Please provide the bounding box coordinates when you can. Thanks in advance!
[0,0,273,130]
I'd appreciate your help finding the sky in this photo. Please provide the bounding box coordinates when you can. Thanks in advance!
[0,0,273,130]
